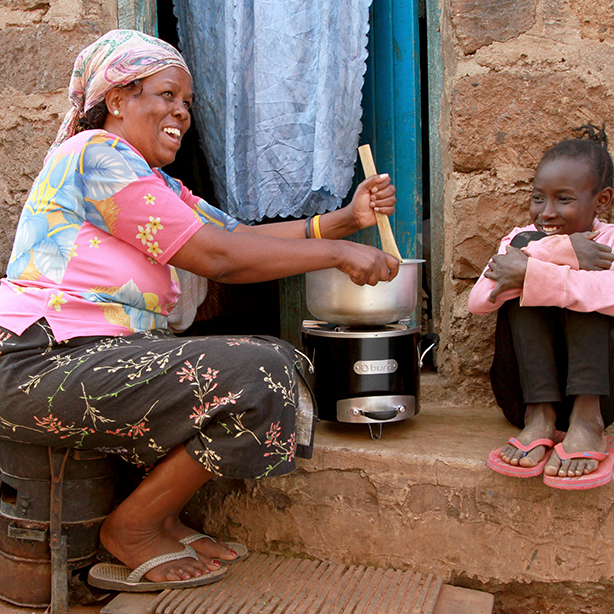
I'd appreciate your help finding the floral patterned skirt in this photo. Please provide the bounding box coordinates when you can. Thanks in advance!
[0,320,316,479]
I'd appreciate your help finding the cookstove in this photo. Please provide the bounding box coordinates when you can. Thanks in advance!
[301,320,429,439]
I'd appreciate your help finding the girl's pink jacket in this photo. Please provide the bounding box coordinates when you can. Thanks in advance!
[468,219,614,316]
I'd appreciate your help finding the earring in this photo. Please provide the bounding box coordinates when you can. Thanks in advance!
[113,110,119,116]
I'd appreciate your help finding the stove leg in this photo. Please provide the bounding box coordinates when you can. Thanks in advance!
[368,423,383,441]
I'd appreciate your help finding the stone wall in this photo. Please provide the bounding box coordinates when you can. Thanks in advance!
[436,0,614,400]
[0,0,116,275]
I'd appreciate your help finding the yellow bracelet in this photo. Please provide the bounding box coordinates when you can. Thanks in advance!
[313,214,322,239]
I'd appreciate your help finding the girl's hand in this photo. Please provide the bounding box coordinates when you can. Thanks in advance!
[570,231,614,271]
[348,173,396,230]
[485,246,528,302]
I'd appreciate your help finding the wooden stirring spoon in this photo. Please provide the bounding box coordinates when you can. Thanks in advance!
[358,144,403,262]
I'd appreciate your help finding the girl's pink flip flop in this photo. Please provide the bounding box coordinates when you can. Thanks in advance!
[543,436,614,490]
[487,432,565,478]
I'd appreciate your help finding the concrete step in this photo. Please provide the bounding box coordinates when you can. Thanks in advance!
[183,372,614,614]
[434,585,494,614]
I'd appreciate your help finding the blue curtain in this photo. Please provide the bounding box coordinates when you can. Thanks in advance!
[173,0,372,222]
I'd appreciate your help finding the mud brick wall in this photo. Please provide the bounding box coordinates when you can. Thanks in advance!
[0,0,116,276]
[436,0,614,400]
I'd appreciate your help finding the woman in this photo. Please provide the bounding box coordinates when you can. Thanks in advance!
[0,30,398,591]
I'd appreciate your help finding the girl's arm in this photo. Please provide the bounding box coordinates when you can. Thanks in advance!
[468,224,614,315]
[469,251,614,317]
[468,248,525,314]
[521,260,614,316]
[524,231,614,270]
[468,228,524,314]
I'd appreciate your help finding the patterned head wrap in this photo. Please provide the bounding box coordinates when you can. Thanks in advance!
[48,29,191,156]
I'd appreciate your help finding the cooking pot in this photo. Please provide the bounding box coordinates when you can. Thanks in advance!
[305,259,425,326]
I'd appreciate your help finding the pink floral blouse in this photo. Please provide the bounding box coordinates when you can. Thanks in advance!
[0,130,239,341]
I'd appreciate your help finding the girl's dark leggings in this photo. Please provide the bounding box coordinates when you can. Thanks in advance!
[490,298,614,431]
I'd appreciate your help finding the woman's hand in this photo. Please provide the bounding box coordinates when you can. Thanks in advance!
[333,240,400,286]
[485,246,528,302]
[570,231,614,271]
[347,173,396,230]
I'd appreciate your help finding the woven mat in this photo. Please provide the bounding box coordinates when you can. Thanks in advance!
[101,553,444,614]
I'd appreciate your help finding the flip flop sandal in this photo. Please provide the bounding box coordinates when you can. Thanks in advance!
[179,533,249,564]
[87,544,227,592]
[487,431,565,478]
[543,436,614,490]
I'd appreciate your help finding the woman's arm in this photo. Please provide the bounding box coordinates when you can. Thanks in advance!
[169,223,400,286]
[233,174,396,240]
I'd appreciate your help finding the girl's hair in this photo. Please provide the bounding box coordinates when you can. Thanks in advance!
[539,124,614,194]
[75,80,144,132]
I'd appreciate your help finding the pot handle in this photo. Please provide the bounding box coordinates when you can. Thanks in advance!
[419,332,439,368]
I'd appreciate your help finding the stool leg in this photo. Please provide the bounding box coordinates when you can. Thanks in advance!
[49,448,69,614]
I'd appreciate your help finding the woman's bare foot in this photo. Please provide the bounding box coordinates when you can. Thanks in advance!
[500,402,557,467]
[99,444,218,582]
[100,509,212,582]
[164,515,240,564]
[544,395,606,477]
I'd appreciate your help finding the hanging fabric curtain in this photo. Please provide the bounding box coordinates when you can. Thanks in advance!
[173,0,372,222]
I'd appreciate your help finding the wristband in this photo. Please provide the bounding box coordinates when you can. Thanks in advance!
[313,214,322,239]
[305,217,312,239]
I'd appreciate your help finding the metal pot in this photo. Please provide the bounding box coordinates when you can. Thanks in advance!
[305,259,424,326]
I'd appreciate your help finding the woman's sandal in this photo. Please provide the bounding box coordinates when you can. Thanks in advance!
[179,533,249,563]
[487,432,565,478]
[87,544,227,592]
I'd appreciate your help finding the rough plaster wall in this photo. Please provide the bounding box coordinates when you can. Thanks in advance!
[0,0,116,276]
[437,0,614,401]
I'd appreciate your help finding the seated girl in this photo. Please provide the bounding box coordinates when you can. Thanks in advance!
[468,127,614,490]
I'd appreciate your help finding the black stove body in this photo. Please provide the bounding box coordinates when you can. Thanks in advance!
[301,321,420,426]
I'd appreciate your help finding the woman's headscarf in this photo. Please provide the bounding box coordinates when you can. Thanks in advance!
[47,29,191,158]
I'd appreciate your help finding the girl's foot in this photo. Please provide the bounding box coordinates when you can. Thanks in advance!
[544,395,606,477]
[163,515,241,564]
[99,508,214,583]
[500,402,557,468]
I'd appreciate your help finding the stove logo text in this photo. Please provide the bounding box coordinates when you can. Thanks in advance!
[353,359,398,375]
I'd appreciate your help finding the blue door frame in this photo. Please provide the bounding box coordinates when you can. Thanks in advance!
[361,0,423,262]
